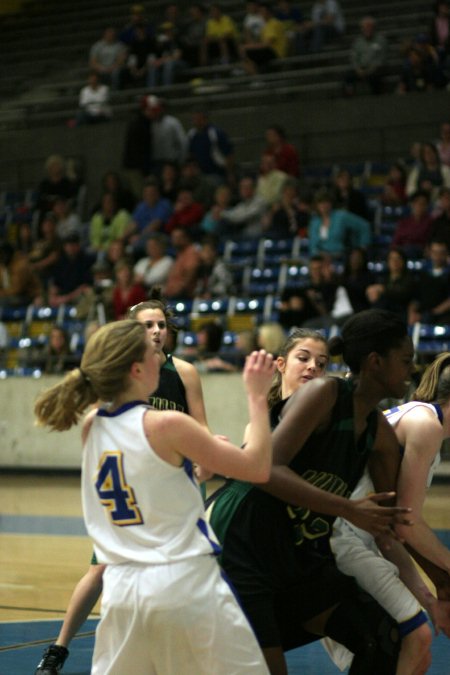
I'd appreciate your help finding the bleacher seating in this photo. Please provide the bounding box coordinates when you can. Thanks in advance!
[0,0,434,132]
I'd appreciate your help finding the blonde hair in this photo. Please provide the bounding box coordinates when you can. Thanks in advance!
[35,320,147,431]
[413,352,450,404]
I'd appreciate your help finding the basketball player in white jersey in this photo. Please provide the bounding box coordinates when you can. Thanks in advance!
[35,319,275,674]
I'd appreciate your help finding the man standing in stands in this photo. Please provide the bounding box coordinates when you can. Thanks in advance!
[144,95,188,176]
[187,111,235,186]
[343,16,388,96]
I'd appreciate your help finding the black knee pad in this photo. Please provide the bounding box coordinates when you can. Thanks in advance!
[325,589,400,675]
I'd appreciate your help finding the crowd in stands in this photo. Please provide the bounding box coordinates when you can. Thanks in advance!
[3,2,450,372]
[66,0,450,126]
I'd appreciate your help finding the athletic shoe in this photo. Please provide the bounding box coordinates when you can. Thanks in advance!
[35,644,69,674]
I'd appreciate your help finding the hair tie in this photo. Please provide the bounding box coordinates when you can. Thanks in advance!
[79,368,91,385]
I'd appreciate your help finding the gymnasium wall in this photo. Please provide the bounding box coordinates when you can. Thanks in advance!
[0,373,248,469]
[0,90,449,212]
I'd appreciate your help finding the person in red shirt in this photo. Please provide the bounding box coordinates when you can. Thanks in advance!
[392,189,433,258]
[264,124,300,177]
[164,187,204,237]
[112,258,147,319]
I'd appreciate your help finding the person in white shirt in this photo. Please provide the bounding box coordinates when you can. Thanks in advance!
[76,71,112,125]
[133,232,174,289]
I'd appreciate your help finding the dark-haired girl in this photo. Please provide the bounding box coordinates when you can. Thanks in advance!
[208,309,415,675]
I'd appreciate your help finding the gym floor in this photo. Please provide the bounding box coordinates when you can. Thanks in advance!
[1,473,449,674]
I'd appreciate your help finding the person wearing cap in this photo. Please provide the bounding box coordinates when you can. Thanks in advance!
[144,96,188,175]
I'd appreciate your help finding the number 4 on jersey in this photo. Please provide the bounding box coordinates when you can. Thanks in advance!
[95,452,143,526]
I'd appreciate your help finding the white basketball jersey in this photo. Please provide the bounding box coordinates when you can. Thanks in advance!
[82,401,220,565]
[384,401,442,486]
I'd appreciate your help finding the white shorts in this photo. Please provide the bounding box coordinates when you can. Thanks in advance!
[91,555,269,675]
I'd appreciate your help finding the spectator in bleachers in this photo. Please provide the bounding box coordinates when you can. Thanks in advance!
[408,238,450,324]
[163,3,184,39]
[187,111,235,186]
[274,1,307,56]
[397,42,442,94]
[159,161,180,203]
[163,226,202,299]
[194,235,234,298]
[391,189,433,258]
[89,193,131,255]
[220,175,268,239]
[308,0,345,52]
[242,1,266,42]
[145,95,188,175]
[14,221,33,256]
[429,1,450,74]
[41,325,79,375]
[430,186,450,249]
[119,3,154,46]
[339,247,373,314]
[179,320,238,372]
[122,178,173,256]
[133,232,174,290]
[121,96,153,199]
[75,71,111,126]
[146,21,185,88]
[164,187,204,237]
[178,157,216,208]
[95,170,136,214]
[89,27,127,90]
[200,184,233,235]
[264,125,300,177]
[256,152,288,206]
[278,254,337,330]
[435,121,450,167]
[179,4,207,68]
[343,16,388,97]
[47,233,94,308]
[406,141,450,203]
[36,155,77,219]
[308,188,371,258]
[240,2,288,76]
[366,247,415,320]
[112,259,147,320]
[124,24,156,87]
[204,3,239,65]
[28,212,62,292]
[380,162,408,206]
[0,240,42,309]
[331,167,370,220]
[263,178,310,238]
[105,238,127,270]
[51,197,83,242]
[75,259,115,322]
